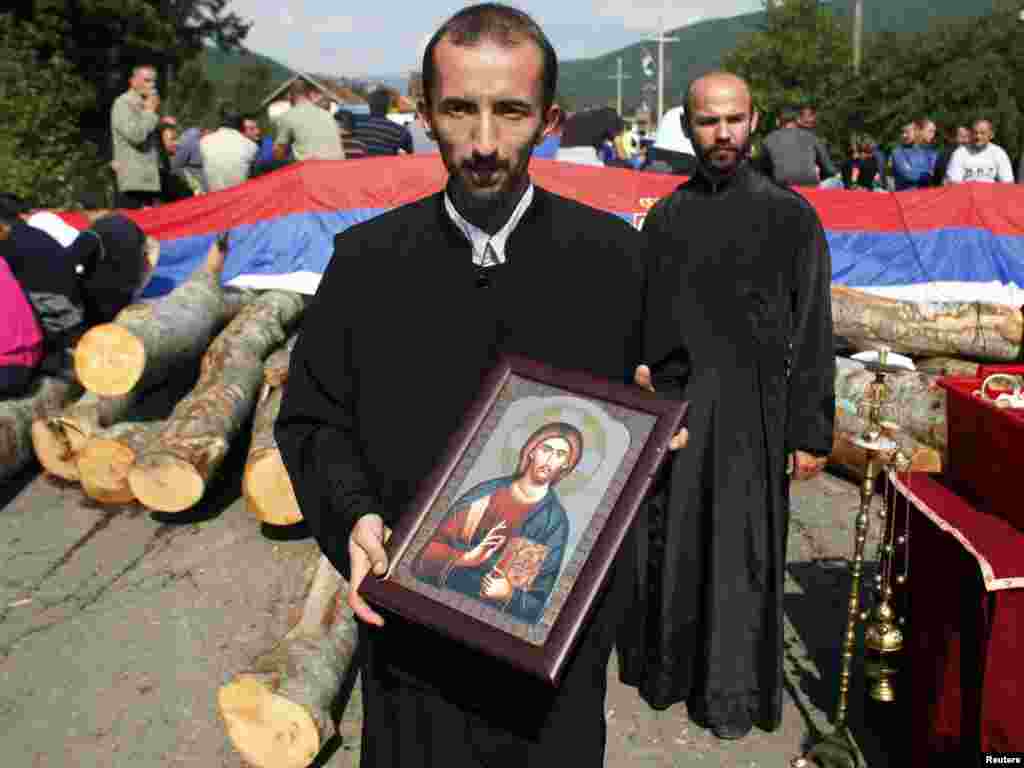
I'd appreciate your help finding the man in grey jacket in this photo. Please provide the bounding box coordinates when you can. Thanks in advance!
[111,65,162,208]
[758,106,837,187]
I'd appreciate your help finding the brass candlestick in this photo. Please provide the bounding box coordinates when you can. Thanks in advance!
[793,348,912,768]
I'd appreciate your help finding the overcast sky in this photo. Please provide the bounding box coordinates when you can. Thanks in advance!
[226,1,763,77]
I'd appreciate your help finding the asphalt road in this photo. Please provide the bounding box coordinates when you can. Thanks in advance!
[1,449,905,768]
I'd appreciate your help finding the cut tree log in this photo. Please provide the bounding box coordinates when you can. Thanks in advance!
[263,335,298,389]
[1,377,82,485]
[31,391,135,482]
[832,285,1023,362]
[76,420,165,504]
[834,358,947,453]
[912,357,981,378]
[245,337,301,525]
[218,554,358,768]
[74,240,233,397]
[128,291,306,513]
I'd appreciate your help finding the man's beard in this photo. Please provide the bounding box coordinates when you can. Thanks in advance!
[443,127,542,233]
[695,137,752,181]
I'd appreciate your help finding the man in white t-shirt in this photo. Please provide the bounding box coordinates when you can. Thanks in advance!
[945,118,1015,184]
[200,105,258,192]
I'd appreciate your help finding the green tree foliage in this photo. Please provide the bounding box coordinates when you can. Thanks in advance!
[166,57,218,128]
[723,0,853,150]
[721,0,1024,163]
[232,63,273,114]
[0,14,103,207]
[845,0,1023,157]
[0,0,252,206]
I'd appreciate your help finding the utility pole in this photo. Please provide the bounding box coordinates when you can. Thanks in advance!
[607,57,632,116]
[648,15,678,125]
[852,0,864,74]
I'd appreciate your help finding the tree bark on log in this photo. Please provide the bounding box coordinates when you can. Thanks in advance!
[263,335,298,389]
[245,337,301,526]
[128,292,306,513]
[832,285,1024,361]
[30,391,136,482]
[77,421,166,504]
[73,241,232,397]
[834,359,947,453]
[912,357,981,378]
[1,377,82,485]
[218,554,359,768]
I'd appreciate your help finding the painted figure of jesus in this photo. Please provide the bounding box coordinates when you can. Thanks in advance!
[412,421,584,624]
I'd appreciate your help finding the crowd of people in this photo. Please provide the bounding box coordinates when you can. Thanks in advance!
[755,110,1020,190]
[104,56,1023,212]
[110,68,430,207]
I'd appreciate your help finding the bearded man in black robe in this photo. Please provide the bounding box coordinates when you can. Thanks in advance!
[275,4,690,767]
[617,72,835,740]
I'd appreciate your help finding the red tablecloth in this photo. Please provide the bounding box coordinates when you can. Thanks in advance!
[891,472,1024,765]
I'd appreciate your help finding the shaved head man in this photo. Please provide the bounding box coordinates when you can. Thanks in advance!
[683,72,758,178]
[619,71,835,741]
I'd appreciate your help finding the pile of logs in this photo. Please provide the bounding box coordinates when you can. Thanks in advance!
[1,240,307,527]
[829,285,1024,477]
[0,239,359,765]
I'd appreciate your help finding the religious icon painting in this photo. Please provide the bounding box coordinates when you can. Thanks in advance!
[359,354,688,685]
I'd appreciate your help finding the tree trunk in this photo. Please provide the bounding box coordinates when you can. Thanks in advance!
[832,285,1024,361]
[834,359,947,453]
[0,377,82,485]
[77,420,166,504]
[31,391,136,482]
[73,241,232,397]
[245,337,301,526]
[263,334,298,389]
[218,554,359,768]
[129,292,306,513]
[912,357,981,378]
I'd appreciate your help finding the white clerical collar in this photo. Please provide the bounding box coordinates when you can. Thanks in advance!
[444,183,535,267]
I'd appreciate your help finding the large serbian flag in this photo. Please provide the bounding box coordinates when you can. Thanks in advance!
[101,156,1024,306]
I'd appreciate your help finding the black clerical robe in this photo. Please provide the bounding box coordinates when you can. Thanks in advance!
[275,185,645,768]
[617,163,835,731]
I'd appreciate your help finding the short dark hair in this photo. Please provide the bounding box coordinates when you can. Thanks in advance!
[421,3,558,113]
[242,113,260,126]
[334,110,356,133]
[219,103,243,131]
[289,79,315,100]
[0,193,28,224]
[367,89,392,117]
[778,106,799,124]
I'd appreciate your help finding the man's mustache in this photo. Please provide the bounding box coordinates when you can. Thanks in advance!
[463,157,507,173]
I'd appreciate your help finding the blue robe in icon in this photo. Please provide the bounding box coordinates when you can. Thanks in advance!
[413,475,569,624]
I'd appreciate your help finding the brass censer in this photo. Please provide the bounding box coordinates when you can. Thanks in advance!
[793,347,913,768]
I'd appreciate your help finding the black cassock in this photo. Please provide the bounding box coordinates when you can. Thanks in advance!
[617,163,835,731]
[276,186,646,768]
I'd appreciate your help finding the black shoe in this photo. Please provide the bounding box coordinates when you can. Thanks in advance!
[711,719,753,740]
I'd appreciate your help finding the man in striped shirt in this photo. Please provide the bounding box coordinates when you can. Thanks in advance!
[351,89,414,156]
[335,110,368,159]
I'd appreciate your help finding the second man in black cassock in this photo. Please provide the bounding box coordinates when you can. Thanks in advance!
[618,72,835,741]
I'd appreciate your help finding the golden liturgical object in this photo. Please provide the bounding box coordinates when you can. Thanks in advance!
[793,348,913,768]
